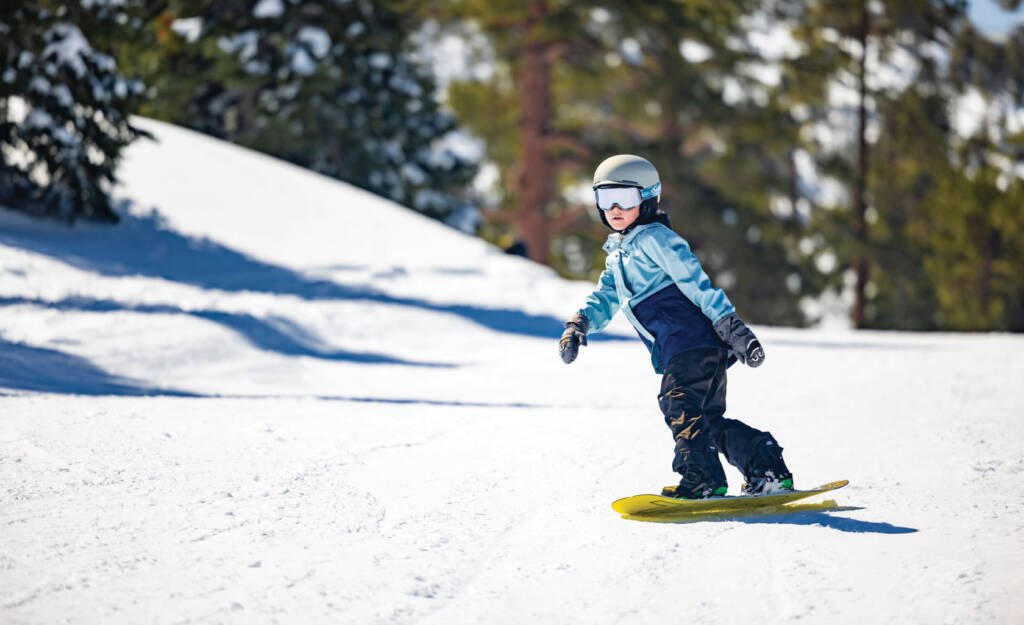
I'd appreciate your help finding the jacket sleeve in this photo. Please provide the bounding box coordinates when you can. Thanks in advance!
[639,227,735,324]
[578,267,623,334]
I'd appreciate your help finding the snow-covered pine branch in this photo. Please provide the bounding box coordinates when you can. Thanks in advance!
[0,4,147,222]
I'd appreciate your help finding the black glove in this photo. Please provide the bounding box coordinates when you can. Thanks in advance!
[559,313,589,364]
[713,313,765,367]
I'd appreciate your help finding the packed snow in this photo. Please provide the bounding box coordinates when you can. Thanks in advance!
[2,118,1023,625]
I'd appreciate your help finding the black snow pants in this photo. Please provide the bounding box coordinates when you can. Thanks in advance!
[658,346,776,482]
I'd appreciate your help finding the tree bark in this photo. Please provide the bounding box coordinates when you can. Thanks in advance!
[515,0,554,264]
[851,1,871,328]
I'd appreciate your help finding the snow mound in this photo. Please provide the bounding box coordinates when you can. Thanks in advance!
[0,116,636,398]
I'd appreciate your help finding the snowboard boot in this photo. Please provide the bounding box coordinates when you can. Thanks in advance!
[741,436,793,496]
[671,459,728,500]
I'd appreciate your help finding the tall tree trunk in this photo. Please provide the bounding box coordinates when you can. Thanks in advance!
[515,0,553,264]
[980,226,998,324]
[655,98,680,210]
[851,1,871,328]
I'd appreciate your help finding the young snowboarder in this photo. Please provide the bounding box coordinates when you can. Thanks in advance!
[560,154,793,499]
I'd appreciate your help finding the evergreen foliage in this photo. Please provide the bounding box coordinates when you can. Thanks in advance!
[777,0,967,328]
[439,0,1023,331]
[1,0,1020,331]
[0,1,148,222]
[126,0,477,222]
[431,1,606,265]
[592,2,813,325]
[779,0,1023,330]
[438,0,812,325]
[921,144,1024,330]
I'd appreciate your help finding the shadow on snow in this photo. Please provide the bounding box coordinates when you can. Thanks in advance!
[0,338,198,396]
[0,296,454,368]
[0,339,552,406]
[205,394,555,408]
[730,505,918,534]
[768,337,937,351]
[0,209,631,342]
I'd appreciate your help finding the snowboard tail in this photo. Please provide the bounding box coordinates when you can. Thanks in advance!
[612,480,849,519]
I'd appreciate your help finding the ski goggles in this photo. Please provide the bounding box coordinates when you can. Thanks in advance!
[594,182,661,211]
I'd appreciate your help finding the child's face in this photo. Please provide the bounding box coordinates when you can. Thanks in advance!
[607,205,640,231]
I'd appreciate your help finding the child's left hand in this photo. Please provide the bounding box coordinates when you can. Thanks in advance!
[713,314,765,367]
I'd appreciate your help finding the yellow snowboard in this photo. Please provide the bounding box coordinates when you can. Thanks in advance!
[612,480,849,520]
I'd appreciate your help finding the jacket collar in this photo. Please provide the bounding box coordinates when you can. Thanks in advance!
[602,222,661,253]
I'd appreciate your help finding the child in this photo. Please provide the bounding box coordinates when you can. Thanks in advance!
[559,154,792,499]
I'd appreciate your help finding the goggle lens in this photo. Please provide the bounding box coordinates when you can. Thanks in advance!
[595,186,642,211]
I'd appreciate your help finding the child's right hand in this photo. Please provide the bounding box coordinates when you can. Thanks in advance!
[559,313,589,364]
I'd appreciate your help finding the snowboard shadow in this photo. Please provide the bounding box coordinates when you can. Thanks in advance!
[622,501,919,534]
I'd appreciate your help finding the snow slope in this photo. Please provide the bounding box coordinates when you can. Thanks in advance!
[2,118,1023,625]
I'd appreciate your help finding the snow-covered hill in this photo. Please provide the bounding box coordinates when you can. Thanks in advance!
[2,119,1023,625]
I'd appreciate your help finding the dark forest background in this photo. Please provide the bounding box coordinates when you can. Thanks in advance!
[2,0,1023,331]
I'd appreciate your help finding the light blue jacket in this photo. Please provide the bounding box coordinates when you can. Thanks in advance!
[579,222,735,373]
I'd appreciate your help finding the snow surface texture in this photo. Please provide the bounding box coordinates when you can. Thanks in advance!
[2,118,1024,624]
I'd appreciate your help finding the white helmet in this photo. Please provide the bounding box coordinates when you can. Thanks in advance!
[592,154,663,230]
[592,154,661,201]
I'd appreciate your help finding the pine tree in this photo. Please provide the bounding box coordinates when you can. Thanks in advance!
[782,0,969,328]
[432,0,606,264]
[0,2,148,222]
[121,0,477,223]
[616,1,814,325]
[916,15,1024,330]
[440,0,814,324]
[920,143,1024,330]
